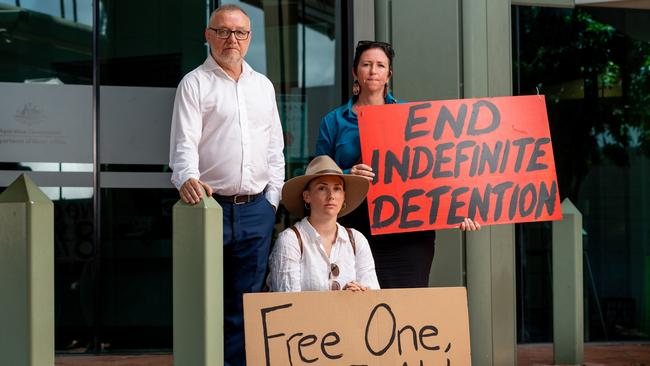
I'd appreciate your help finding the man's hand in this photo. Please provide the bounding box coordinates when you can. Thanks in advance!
[179,178,213,204]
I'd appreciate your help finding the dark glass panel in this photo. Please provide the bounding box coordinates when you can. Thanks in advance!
[513,6,650,343]
[0,1,92,83]
[99,0,207,87]
[99,188,177,350]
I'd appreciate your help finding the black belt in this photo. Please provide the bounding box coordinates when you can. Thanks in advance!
[212,192,263,204]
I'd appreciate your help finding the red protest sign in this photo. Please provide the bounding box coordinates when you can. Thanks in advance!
[357,95,562,235]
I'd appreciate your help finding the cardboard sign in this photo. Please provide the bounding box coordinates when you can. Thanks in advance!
[358,95,562,235]
[244,287,471,365]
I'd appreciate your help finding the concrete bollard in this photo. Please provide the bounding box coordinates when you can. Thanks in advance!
[552,198,584,365]
[466,224,517,366]
[0,173,54,366]
[172,190,223,366]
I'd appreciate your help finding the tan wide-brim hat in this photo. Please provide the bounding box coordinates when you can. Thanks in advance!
[282,155,369,218]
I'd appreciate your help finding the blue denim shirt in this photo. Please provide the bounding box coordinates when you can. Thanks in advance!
[316,93,398,173]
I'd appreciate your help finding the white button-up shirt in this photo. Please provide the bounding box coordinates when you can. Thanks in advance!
[169,56,285,207]
[268,217,380,292]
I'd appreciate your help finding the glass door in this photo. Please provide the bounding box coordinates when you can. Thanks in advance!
[513,2,650,343]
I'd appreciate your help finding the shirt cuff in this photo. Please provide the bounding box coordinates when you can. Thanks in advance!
[171,171,200,191]
[265,189,280,209]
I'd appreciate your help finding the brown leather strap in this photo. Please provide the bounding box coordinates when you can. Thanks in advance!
[290,225,303,254]
[345,227,356,255]
[291,225,354,256]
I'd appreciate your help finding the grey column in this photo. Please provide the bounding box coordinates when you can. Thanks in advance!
[354,0,375,45]
[0,174,54,366]
[388,0,464,287]
[463,0,517,365]
[374,0,390,43]
[372,2,518,364]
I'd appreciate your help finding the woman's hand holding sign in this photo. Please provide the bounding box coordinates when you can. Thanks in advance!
[344,281,369,292]
[350,163,375,181]
[459,217,481,231]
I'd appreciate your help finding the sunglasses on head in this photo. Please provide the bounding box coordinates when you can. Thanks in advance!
[356,40,393,50]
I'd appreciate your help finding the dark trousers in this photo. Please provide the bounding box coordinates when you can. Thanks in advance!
[219,195,275,366]
[339,200,436,288]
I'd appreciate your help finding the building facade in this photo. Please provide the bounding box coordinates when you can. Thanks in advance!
[0,0,648,360]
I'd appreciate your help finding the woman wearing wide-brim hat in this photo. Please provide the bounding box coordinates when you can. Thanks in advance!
[268,155,380,292]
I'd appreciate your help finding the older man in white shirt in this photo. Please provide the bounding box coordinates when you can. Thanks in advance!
[169,4,284,365]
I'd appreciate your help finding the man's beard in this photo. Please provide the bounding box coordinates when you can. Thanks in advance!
[214,48,242,66]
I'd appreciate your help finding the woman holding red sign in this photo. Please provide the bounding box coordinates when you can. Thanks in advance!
[316,40,481,288]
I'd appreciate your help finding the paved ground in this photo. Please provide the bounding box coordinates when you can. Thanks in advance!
[517,343,650,366]
[55,343,650,365]
[55,354,171,366]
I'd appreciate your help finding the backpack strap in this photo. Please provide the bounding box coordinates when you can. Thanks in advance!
[291,225,354,255]
[290,225,303,255]
[345,227,356,255]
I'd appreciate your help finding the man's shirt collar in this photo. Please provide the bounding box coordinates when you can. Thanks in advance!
[203,55,254,78]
